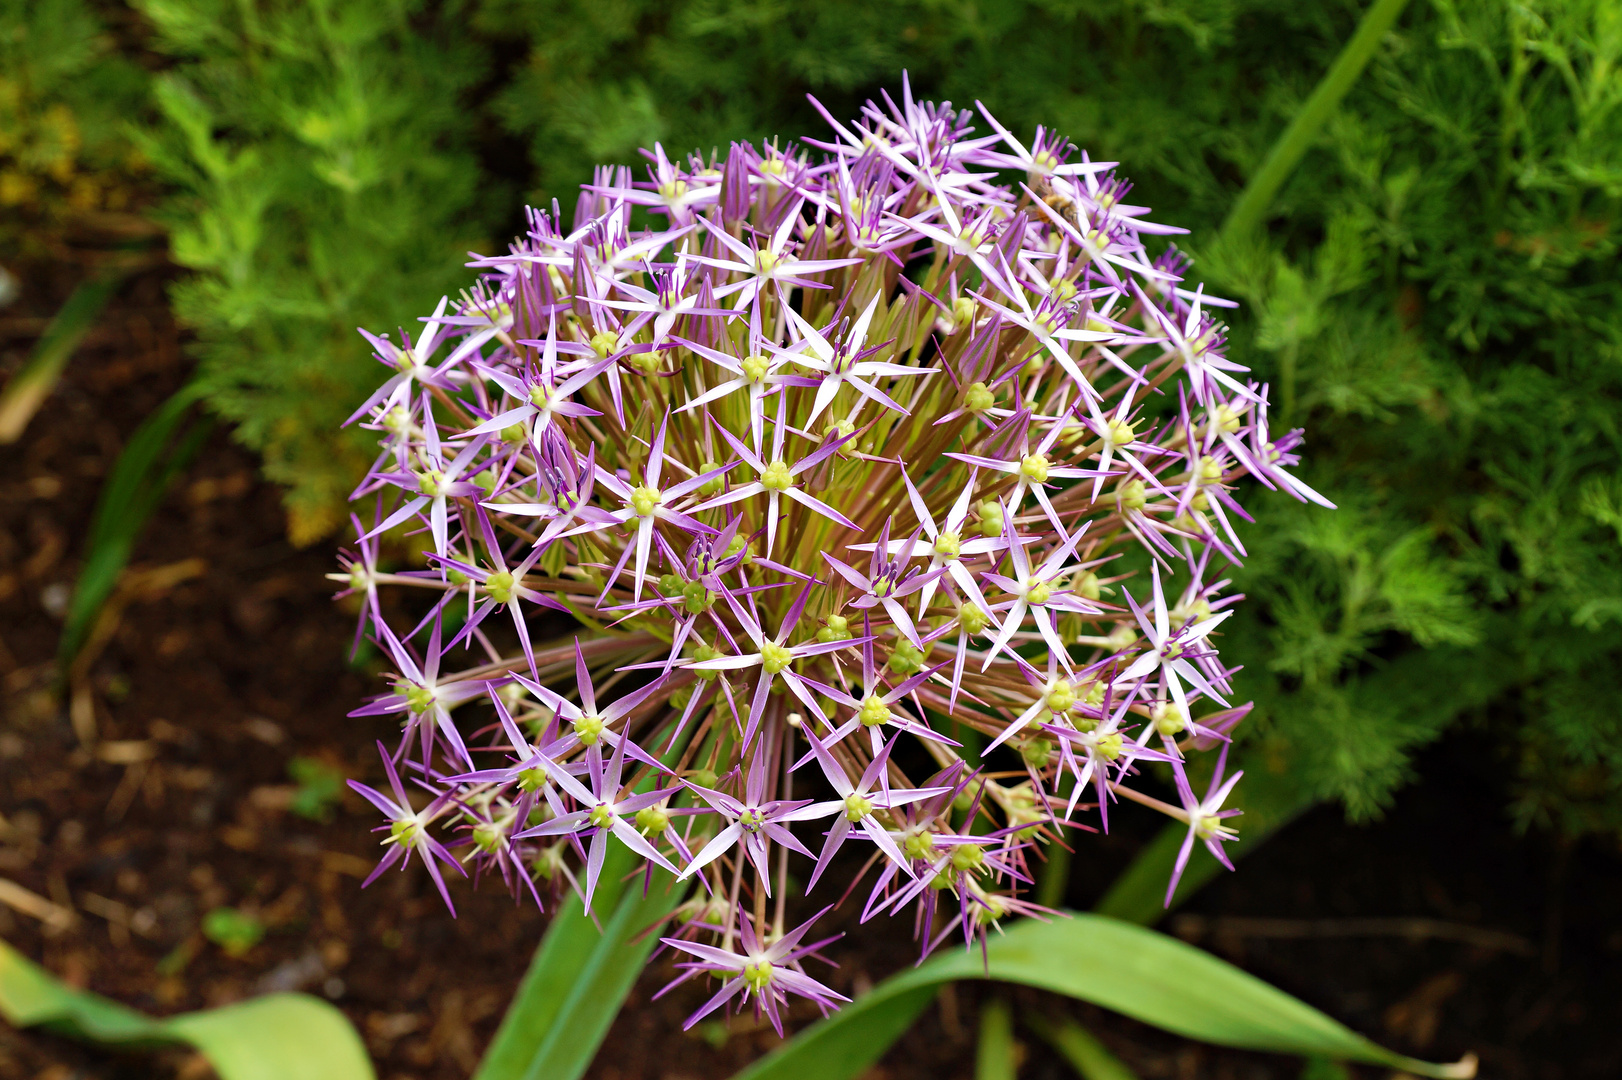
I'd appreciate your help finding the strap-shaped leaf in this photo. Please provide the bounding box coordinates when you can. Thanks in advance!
[59,382,211,666]
[0,271,128,444]
[473,844,688,1080]
[0,938,373,1080]
[1028,1017,1143,1080]
[732,914,1475,1080]
[975,999,1016,1080]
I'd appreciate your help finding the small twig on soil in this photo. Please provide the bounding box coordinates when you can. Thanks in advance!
[1170,914,1535,956]
[0,876,77,934]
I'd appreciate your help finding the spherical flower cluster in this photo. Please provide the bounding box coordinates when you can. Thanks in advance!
[333,79,1331,1033]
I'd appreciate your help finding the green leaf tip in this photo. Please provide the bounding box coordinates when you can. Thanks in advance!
[0,938,374,1080]
[730,915,1475,1080]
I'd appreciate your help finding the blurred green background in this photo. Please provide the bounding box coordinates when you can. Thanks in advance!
[5,0,1619,879]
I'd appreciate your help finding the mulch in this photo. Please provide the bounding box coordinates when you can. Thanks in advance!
[0,264,1616,1080]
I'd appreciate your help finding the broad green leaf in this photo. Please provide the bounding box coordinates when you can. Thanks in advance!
[1030,1017,1142,1080]
[0,938,373,1080]
[473,843,688,1080]
[732,915,1475,1080]
[731,983,938,1080]
[163,996,373,1080]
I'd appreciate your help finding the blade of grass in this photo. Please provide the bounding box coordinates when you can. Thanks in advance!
[0,938,373,1079]
[0,271,127,444]
[58,383,211,669]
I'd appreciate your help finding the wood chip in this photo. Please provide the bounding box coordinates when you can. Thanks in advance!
[248,785,296,811]
[98,739,156,764]
[218,826,259,852]
[1170,913,1534,956]
[0,876,76,931]
[319,851,375,878]
[242,717,286,745]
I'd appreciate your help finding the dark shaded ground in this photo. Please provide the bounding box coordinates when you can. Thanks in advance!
[0,266,1617,1080]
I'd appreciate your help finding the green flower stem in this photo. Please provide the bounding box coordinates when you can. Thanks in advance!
[1219,0,1414,242]
[1036,837,1072,909]
[473,851,687,1080]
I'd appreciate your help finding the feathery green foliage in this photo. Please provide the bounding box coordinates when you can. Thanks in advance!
[133,0,498,542]
[477,0,1621,837]
[1198,0,1622,830]
[0,0,152,256]
[76,0,1616,839]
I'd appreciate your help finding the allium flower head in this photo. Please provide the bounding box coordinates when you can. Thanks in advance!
[337,80,1331,1029]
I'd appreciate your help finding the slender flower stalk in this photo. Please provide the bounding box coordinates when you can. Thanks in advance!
[335,80,1331,1029]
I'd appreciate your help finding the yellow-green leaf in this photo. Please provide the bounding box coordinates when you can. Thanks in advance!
[0,938,373,1080]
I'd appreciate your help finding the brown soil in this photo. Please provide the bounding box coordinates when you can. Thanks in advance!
[0,266,1616,1080]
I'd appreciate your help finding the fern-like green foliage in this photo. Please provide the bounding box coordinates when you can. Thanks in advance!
[133,0,498,542]
[114,0,1614,835]
[479,0,1620,834]
[0,0,152,256]
[1197,0,1622,829]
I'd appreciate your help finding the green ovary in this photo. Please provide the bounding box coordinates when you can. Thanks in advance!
[742,959,773,993]
[859,695,891,727]
[761,642,793,674]
[761,460,793,491]
[636,805,671,834]
[817,614,851,643]
[950,843,985,874]
[958,604,990,635]
[631,486,662,516]
[402,683,436,714]
[389,817,422,847]
[483,570,515,604]
[965,382,995,413]
[903,830,936,860]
